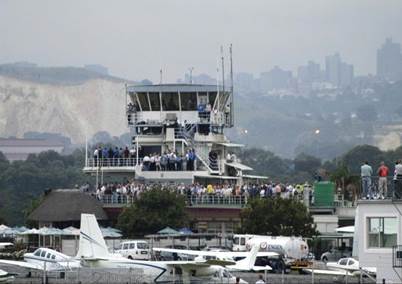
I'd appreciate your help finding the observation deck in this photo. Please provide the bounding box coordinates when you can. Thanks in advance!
[84,83,265,185]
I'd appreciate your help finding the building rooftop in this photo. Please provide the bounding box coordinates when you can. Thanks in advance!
[29,189,107,222]
[127,83,226,93]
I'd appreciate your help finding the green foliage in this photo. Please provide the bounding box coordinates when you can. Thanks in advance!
[237,148,321,183]
[239,197,318,238]
[294,153,321,174]
[0,150,90,225]
[117,189,189,237]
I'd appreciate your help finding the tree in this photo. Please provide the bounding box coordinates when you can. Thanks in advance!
[239,197,318,238]
[294,153,321,174]
[117,189,189,237]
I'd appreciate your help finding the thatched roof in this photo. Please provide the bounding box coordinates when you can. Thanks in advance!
[29,189,107,222]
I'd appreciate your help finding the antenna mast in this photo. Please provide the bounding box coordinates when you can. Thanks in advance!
[160,69,163,84]
[229,44,234,127]
[221,46,225,101]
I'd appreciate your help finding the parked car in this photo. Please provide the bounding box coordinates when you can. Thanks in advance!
[320,248,352,262]
[116,240,151,260]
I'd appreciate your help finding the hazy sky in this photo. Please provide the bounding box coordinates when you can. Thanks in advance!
[1,0,401,82]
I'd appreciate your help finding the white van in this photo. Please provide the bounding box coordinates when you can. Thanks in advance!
[116,240,151,260]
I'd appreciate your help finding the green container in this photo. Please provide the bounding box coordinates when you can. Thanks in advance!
[314,181,335,207]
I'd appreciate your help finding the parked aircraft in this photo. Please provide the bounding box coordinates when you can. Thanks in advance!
[153,247,278,264]
[304,257,376,277]
[0,247,80,271]
[77,214,259,283]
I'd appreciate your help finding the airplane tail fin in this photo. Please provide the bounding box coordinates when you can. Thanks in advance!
[76,214,110,259]
[231,243,260,270]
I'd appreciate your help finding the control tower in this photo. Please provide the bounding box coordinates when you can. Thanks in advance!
[84,83,265,184]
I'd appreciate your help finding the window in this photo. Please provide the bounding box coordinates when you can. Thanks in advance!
[137,243,149,249]
[51,255,56,260]
[137,93,150,111]
[34,249,41,257]
[162,92,179,111]
[240,238,246,246]
[180,92,197,111]
[129,243,136,249]
[123,243,129,250]
[149,92,161,111]
[339,258,348,266]
[368,217,397,248]
[41,250,46,257]
[233,237,239,245]
[46,253,51,259]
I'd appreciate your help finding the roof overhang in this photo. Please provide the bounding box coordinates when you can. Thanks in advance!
[217,143,245,147]
[194,174,239,180]
[225,162,253,171]
[242,174,269,180]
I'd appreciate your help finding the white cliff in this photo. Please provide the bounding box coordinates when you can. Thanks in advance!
[0,75,128,143]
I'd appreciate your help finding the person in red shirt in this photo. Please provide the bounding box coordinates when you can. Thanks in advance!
[377,161,389,199]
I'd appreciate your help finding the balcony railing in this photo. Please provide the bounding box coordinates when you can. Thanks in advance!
[187,195,248,207]
[86,158,139,168]
[359,175,398,200]
[97,194,248,208]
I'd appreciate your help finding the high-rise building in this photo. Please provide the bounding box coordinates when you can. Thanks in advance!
[377,38,402,81]
[297,61,322,83]
[260,66,292,91]
[325,53,354,87]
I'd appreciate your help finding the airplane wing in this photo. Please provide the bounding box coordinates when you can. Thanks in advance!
[0,259,43,270]
[251,265,273,271]
[303,268,354,276]
[162,259,235,267]
[229,251,279,258]
[153,248,278,259]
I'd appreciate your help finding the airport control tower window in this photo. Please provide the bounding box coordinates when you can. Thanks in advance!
[137,92,150,111]
[367,217,397,248]
[162,92,179,111]
[149,92,161,111]
[180,92,197,111]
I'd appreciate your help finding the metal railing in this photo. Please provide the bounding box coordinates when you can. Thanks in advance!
[97,194,247,207]
[86,158,139,167]
[359,175,397,200]
[188,195,248,207]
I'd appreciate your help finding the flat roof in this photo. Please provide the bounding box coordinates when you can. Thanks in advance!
[127,84,227,93]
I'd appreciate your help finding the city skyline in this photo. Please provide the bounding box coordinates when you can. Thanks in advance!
[1,0,402,82]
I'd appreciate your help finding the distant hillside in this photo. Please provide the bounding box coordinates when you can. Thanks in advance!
[0,62,127,85]
[0,64,131,143]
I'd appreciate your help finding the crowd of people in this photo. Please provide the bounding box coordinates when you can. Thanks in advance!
[360,160,402,199]
[92,146,197,171]
[89,180,314,205]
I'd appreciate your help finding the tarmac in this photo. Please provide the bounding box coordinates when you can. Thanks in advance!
[0,266,367,284]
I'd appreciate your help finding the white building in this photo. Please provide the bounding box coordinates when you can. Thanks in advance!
[354,199,400,283]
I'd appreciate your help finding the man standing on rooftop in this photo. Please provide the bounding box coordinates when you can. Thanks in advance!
[361,161,373,199]
[377,161,389,199]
